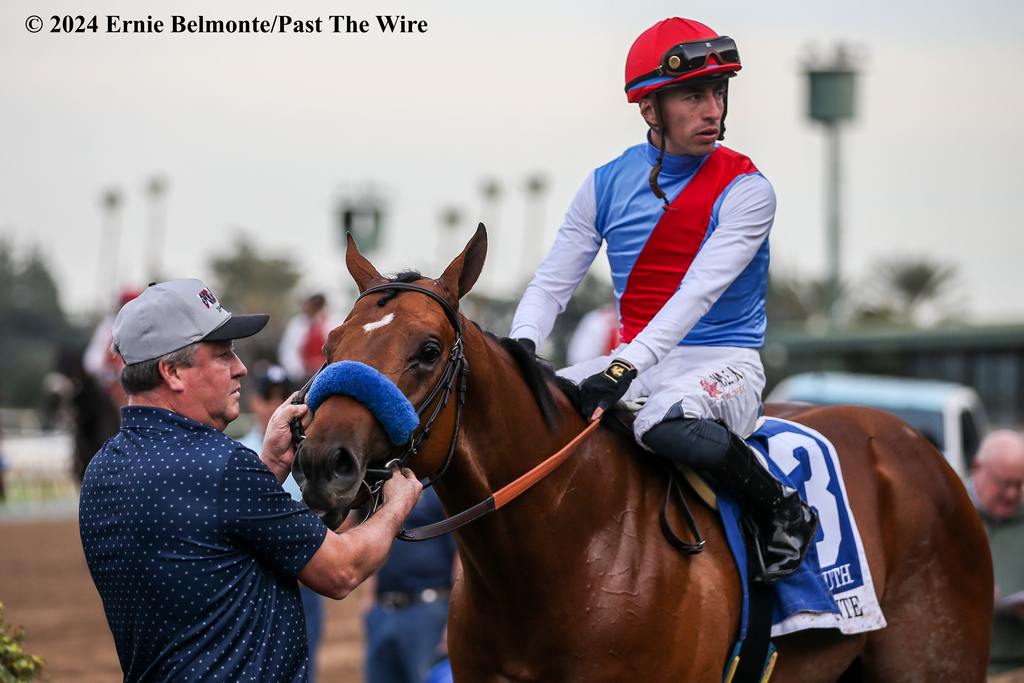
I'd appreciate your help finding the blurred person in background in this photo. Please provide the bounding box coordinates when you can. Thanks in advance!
[279,293,339,385]
[509,17,816,582]
[0,407,6,502]
[238,363,326,682]
[80,278,422,682]
[567,303,621,365]
[969,430,1024,678]
[362,486,458,683]
[83,287,141,407]
[47,346,121,482]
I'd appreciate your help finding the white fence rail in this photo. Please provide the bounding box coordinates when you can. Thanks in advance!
[1,423,77,519]
[4,431,73,473]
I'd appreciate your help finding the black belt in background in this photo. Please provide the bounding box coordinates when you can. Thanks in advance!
[377,587,451,610]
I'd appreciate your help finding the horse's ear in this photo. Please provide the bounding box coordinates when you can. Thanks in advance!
[345,233,384,293]
[439,223,487,301]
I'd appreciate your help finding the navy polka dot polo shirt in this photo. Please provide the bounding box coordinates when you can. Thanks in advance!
[80,406,328,682]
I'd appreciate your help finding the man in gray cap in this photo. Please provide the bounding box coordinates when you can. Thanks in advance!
[79,278,422,683]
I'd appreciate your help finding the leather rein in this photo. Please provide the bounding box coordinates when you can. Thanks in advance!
[290,281,602,541]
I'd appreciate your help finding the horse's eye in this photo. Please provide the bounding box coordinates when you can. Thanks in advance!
[417,342,442,365]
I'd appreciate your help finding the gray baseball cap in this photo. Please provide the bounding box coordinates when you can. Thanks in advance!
[112,278,269,365]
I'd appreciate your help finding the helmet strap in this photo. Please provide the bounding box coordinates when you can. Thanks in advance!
[719,81,729,140]
[648,92,671,209]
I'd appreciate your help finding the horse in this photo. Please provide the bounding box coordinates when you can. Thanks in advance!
[296,225,993,682]
[50,346,121,483]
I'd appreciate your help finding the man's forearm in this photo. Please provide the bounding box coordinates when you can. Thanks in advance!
[333,500,410,588]
[298,471,420,599]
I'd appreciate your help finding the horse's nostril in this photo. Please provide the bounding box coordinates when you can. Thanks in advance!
[333,448,358,481]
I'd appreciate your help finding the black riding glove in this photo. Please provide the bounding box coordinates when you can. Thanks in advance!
[579,358,637,419]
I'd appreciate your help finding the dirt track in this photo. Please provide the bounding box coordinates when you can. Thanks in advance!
[0,518,366,682]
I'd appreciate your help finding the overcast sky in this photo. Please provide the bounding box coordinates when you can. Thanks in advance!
[2,0,1022,325]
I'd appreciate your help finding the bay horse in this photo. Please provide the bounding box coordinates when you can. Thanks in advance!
[297,225,992,682]
[51,346,121,483]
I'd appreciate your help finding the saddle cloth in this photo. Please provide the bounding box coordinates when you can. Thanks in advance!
[722,416,888,638]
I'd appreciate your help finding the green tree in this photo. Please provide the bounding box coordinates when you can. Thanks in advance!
[464,272,614,367]
[853,256,961,326]
[208,234,302,363]
[767,273,835,330]
[0,602,45,682]
[0,241,82,407]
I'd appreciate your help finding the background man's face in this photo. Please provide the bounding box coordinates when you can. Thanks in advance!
[976,459,1024,521]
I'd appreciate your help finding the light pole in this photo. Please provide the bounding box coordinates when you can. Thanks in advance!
[805,45,859,327]
[336,189,386,254]
[334,186,388,306]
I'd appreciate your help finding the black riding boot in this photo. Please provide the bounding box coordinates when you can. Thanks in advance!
[707,432,819,583]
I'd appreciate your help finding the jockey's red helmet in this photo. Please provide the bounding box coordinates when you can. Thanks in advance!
[624,18,742,103]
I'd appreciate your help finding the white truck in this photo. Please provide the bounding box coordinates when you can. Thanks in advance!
[767,371,988,481]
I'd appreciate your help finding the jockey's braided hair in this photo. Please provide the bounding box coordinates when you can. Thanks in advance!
[648,92,671,209]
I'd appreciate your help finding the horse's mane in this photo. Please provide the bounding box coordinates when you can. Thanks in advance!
[375,271,424,306]
[488,334,580,432]
[487,336,641,442]
[380,271,580,433]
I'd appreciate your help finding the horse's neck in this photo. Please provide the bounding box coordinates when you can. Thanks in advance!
[437,331,641,586]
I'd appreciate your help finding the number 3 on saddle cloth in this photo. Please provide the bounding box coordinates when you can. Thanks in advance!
[721,417,888,639]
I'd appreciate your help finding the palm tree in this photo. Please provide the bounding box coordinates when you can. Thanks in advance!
[767,273,836,331]
[209,233,302,364]
[98,188,123,309]
[478,179,503,293]
[854,256,961,326]
[480,178,502,220]
[145,176,168,281]
[437,206,463,275]
[521,173,549,282]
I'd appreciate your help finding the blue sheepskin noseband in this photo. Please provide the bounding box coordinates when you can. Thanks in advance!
[306,361,419,445]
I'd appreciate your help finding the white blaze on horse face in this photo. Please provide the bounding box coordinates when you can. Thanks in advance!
[363,313,395,333]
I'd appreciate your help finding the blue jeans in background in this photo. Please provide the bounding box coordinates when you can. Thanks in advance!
[300,585,325,683]
[364,600,449,683]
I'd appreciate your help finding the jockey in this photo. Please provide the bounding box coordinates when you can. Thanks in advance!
[510,17,818,582]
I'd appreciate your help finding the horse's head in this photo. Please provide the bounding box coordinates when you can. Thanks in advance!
[295,225,487,518]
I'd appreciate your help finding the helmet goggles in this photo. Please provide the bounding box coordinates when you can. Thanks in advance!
[625,35,740,92]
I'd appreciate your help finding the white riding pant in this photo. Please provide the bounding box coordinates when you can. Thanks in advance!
[558,345,766,448]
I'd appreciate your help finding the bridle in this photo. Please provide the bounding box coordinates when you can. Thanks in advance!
[290,281,468,521]
[287,278,598,541]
